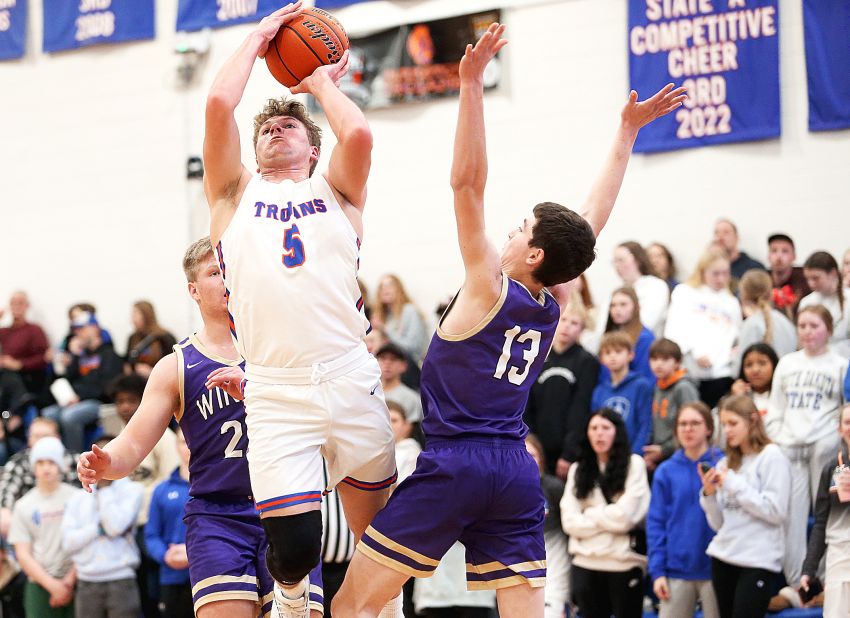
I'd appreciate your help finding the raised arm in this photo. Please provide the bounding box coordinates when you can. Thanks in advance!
[292,51,372,209]
[449,23,508,300]
[76,354,179,491]
[579,84,687,237]
[204,3,304,214]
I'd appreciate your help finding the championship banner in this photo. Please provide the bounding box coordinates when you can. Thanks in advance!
[330,9,501,110]
[628,0,780,153]
[803,0,850,131]
[0,0,26,60]
[177,0,281,32]
[42,0,154,53]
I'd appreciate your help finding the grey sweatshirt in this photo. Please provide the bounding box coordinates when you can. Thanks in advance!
[699,443,791,572]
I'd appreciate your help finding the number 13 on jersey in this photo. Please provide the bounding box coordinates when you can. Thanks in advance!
[493,326,542,385]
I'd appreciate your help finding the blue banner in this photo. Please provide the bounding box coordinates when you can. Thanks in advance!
[803,0,850,131]
[315,0,371,8]
[628,0,780,153]
[177,0,282,32]
[42,0,154,53]
[0,1,26,60]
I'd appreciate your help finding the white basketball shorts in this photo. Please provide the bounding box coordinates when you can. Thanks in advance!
[243,344,397,515]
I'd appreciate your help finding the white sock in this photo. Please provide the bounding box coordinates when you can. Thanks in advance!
[778,585,804,608]
[279,575,308,600]
[378,595,402,618]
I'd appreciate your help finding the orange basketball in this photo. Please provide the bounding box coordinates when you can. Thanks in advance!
[265,7,349,89]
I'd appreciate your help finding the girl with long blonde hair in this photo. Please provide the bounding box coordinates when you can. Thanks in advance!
[735,270,796,374]
[698,394,791,618]
[664,246,741,407]
[371,274,428,363]
[604,286,654,384]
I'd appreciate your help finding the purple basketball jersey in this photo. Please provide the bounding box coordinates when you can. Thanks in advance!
[175,335,251,499]
[421,277,560,441]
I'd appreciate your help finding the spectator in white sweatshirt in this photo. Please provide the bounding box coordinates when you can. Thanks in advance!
[611,242,669,336]
[766,304,849,605]
[699,394,791,618]
[61,436,144,618]
[800,251,850,358]
[664,246,742,408]
[561,408,650,618]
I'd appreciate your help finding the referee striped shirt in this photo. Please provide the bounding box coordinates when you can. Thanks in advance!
[321,463,355,563]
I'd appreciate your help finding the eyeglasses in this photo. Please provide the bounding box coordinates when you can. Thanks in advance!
[677,421,706,428]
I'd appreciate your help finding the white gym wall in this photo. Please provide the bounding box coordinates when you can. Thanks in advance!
[2,0,847,349]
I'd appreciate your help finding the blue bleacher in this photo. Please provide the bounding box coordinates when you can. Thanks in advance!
[640,609,823,618]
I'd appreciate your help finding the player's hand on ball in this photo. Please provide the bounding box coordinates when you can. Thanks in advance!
[255,1,304,59]
[621,83,687,130]
[206,366,246,401]
[77,443,111,493]
[290,49,351,94]
[459,22,507,83]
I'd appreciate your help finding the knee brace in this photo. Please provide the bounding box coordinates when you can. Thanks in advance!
[262,510,323,585]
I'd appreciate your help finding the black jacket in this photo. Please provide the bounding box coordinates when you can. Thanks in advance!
[67,342,123,401]
[524,343,599,470]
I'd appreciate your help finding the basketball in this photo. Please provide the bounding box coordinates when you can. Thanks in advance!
[265,7,349,88]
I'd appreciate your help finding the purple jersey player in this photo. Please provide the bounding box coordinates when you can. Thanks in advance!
[78,238,323,618]
[331,24,686,618]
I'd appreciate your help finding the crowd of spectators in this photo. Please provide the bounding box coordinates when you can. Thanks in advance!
[0,218,849,617]
[523,221,850,618]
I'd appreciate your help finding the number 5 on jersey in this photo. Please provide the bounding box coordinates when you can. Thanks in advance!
[493,326,542,386]
[282,224,306,268]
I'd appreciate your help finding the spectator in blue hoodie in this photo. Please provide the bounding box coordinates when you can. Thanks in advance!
[145,427,191,618]
[592,332,653,455]
[647,401,722,618]
[603,287,655,385]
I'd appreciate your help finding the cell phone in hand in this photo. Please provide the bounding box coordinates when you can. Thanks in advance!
[699,462,712,474]
[800,577,823,603]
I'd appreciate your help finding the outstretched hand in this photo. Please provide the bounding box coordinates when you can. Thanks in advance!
[621,83,687,131]
[206,366,246,401]
[290,49,351,94]
[255,1,304,59]
[77,444,111,493]
[459,22,508,83]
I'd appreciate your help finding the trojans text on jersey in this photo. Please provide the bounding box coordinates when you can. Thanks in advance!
[252,199,328,223]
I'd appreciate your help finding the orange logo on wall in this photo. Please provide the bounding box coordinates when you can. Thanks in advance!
[406,24,435,66]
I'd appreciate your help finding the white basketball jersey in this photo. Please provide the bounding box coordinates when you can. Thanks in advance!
[217,174,369,368]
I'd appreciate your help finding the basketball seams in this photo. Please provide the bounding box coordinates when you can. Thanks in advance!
[272,36,300,88]
[265,8,349,88]
[285,24,327,68]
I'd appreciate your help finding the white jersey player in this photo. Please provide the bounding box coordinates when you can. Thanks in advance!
[203,3,396,617]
